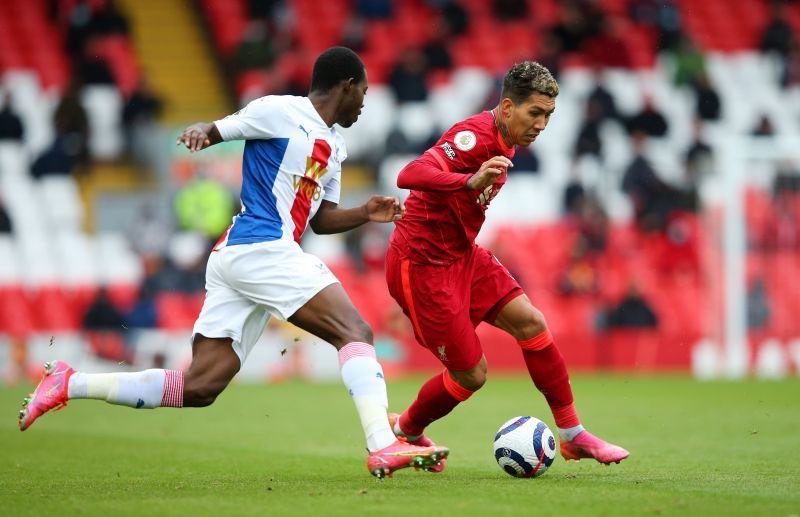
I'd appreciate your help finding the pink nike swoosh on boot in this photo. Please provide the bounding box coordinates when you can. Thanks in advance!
[560,430,630,465]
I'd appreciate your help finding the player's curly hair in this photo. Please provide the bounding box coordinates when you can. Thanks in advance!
[310,47,366,93]
[501,61,559,103]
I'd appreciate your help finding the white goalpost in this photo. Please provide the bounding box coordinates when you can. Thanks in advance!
[716,136,800,379]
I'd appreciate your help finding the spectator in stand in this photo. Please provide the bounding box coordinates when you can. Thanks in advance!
[356,0,392,19]
[341,15,367,53]
[388,49,429,103]
[122,76,164,171]
[0,196,12,234]
[563,177,585,215]
[89,0,130,37]
[558,237,599,296]
[747,278,771,330]
[174,175,236,241]
[578,194,609,252]
[64,0,95,60]
[769,165,800,250]
[248,0,283,22]
[564,183,608,252]
[83,288,126,331]
[0,92,24,141]
[586,71,620,123]
[550,1,602,54]
[629,0,681,52]
[573,96,604,159]
[622,131,672,231]
[82,287,131,363]
[493,0,528,20]
[33,81,89,177]
[626,97,668,137]
[536,31,563,80]
[685,119,713,183]
[759,1,795,58]
[78,39,115,85]
[234,20,276,73]
[693,72,721,122]
[752,114,776,137]
[671,34,706,88]
[422,17,454,73]
[429,0,469,36]
[584,16,632,69]
[604,284,658,328]
[781,39,800,88]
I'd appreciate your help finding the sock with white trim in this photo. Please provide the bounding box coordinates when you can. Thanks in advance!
[67,369,184,408]
[339,342,397,452]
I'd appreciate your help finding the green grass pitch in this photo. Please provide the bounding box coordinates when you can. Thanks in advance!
[2,374,798,516]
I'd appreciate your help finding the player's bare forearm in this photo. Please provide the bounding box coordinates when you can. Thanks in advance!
[310,198,404,234]
[176,122,222,152]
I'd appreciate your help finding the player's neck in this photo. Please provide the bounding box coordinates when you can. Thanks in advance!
[492,107,515,148]
[308,92,337,127]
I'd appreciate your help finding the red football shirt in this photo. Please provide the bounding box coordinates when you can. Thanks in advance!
[391,111,516,265]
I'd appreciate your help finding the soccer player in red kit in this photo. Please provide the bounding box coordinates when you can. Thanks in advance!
[385,61,629,468]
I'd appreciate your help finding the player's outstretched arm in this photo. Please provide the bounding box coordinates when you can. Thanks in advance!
[309,197,405,235]
[176,122,223,152]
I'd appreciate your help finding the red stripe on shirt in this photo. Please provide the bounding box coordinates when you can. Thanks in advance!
[290,139,331,243]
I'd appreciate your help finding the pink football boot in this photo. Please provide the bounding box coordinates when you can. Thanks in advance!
[367,440,449,479]
[19,361,74,431]
[388,412,447,473]
[560,430,630,465]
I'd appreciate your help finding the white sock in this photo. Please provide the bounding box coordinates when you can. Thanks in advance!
[558,424,586,442]
[339,342,397,452]
[68,369,167,409]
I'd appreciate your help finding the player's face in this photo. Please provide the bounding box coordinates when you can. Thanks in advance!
[506,93,556,147]
[337,72,368,128]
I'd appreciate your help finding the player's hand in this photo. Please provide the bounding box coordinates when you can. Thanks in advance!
[365,196,406,223]
[176,124,212,152]
[467,156,513,190]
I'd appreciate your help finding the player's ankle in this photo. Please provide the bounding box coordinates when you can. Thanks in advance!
[558,424,585,442]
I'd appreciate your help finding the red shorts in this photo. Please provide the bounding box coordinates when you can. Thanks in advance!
[385,242,523,370]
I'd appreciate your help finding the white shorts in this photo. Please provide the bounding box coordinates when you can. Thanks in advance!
[192,239,339,364]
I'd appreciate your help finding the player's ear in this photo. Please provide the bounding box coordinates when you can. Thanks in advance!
[500,97,515,119]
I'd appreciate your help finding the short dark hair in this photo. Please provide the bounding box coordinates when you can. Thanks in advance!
[309,47,366,93]
[501,61,559,104]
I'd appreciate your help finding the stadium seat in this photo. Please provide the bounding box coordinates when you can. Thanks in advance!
[81,85,124,160]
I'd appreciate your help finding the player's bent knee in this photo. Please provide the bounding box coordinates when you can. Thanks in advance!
[512,308,548,342]
[334,317,373,348]
[451,363,487,392]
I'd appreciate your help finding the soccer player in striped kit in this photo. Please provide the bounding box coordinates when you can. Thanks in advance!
[384,61,629,469]
[18,47,447,479]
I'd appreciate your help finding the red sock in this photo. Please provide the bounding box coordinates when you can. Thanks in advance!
[400,370,474,436]
[519,329,580,429]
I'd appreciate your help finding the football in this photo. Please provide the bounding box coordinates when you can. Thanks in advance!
[493,416,557,478]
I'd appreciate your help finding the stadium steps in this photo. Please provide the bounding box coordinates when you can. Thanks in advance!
[116,0,230,124]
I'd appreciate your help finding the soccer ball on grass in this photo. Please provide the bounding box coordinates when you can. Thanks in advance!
[493,416,556,478]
